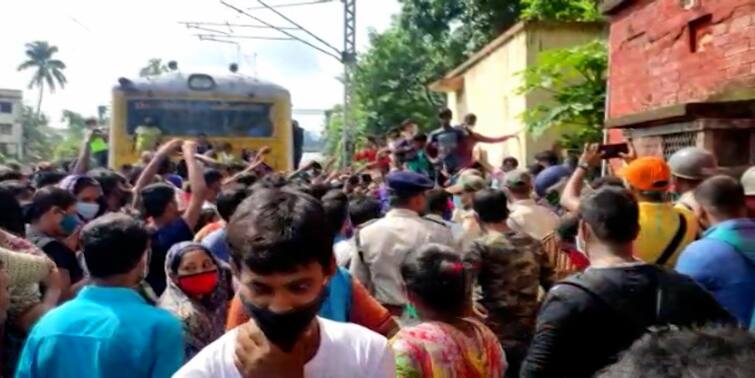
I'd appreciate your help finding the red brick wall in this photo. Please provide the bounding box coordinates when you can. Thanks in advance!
[607,0,755,120]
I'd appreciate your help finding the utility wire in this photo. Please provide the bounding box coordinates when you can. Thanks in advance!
[178,21,300,31]
[254,0,340,55]
[219,0,342,61]
[247,0,335,11]
[194,33,295,41]
[187,25,232,35]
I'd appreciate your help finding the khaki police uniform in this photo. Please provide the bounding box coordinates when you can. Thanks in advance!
[350,208,454,307]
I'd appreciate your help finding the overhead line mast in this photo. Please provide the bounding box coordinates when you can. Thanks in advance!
[182,0,356,165]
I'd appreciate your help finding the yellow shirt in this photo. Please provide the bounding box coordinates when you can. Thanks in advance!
[634,201,698,267]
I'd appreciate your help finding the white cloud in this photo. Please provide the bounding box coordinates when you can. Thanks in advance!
[0,0,399,132]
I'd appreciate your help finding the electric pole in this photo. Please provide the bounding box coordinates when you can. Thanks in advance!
[342,0,356,166]
[183,0,356,165]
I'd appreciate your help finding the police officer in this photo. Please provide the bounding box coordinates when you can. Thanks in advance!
[350,171,454,315]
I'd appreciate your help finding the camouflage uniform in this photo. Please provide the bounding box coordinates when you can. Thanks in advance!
[464,230,557,376]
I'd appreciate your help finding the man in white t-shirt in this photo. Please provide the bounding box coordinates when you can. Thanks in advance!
[174,188,395,378]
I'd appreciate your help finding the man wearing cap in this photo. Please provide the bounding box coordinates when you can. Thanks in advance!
[503,169,560,241]
[668,147,718,213]
[350,171,454,315]
[620,156,698,267]
[447,172,488,249]
[742,166,755,218]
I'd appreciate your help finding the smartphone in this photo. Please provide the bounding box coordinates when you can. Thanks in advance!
[598,143,629,159]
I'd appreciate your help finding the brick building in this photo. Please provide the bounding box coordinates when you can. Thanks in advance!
[602,0,755,172]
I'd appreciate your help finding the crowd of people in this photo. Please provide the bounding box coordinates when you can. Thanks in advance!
[0,109,753,378]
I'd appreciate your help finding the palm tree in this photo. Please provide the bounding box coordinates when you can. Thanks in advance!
[139,58,169,78]
[17,41,67,116]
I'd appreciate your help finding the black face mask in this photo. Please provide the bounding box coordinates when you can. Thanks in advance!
[240,287,328,352]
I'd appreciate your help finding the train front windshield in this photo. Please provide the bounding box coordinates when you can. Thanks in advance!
[126,99,274,137]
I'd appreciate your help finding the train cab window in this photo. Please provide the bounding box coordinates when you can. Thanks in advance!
[125,99,274,137]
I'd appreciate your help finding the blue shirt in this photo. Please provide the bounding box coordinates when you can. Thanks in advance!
[201,228,231,263]
[319,267,353,322]
[147,218,194,295]
[676,219,755,325]
[534,165,572,197]
[15,286,184,378]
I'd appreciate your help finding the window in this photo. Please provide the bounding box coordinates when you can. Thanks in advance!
[0,102,11,114]
[0,124,12,135]
[126,99,274,137]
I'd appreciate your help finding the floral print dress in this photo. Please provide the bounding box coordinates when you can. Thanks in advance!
[390,317,507,378]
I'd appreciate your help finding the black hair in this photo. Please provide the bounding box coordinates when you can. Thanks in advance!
[176,159,188,179]
[235,173,258,187]
[0,166,23,182]
[346,175,360,188]
[413,133,428,143]
[85,117,97,126]
[80,213,150,278]
[226,187,334,275]
[360,174,372,186]
[388,189,417,208]
[32,171,67,189]
[157,158,175,176]
[140,183,176,218]
[196,207,219,233]
[464,113,477,125]
[557,214,580,244]
[127,166,144,186]
[579,187,640,245]
[204,169,223,188]
[306,183,331,201]
[72,176,100,196]
[502,156,519,168]
[438,108,453,120]
[0,180,33,200]
[401,244,467,317]
[694,175,746,218]
[598,327,755,378]
[0,186,25,235]
[473,189,509,223]
[322,190,349,237]
[590,176,625,190]
[534,151,560,166]
[348,195,382,226]
[426,188,449,215]
[89,169,127,198]
[29,187,77,222]
[528,163,545,177]
[253,173,288,190]
[216,184,250,222]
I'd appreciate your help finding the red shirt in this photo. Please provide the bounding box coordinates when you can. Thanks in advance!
[355,148,391,172]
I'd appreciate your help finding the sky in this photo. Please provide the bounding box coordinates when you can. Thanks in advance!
[0,0,401,133]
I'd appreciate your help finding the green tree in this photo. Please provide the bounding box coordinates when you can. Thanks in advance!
[53,110,88,160]
[19,105,61,162]
[139,58,169,77]
[17,41,68,116]
[521,0,601,21]
[518,40,607,149]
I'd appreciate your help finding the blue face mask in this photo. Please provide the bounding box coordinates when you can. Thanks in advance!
[59,214,80,236]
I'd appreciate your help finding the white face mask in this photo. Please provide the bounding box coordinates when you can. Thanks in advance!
[76,202,100,221]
